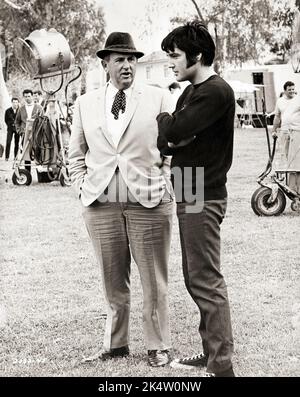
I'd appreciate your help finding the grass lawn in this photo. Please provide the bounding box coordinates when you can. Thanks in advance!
[0,127,299,377]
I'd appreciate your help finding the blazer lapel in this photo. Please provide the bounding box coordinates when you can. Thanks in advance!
[22,106,28,121]
[118,85,141,141]
[95,85,116,148]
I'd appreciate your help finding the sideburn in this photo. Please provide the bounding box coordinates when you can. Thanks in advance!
[186,56,198,69]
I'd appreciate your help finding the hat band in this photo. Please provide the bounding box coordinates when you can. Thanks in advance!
[104,44,138,51]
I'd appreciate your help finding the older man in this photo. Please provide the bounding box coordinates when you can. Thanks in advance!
[68,32,174,367]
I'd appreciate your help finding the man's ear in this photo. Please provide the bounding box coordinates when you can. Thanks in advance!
[101,59,108,72]
[196,53,202,62]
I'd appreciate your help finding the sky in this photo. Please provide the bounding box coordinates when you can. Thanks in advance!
[95,0,196,55]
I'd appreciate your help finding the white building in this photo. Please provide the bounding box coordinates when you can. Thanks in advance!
[136,51,173,87]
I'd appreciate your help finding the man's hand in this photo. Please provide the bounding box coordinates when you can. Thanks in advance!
[271,130,278,138]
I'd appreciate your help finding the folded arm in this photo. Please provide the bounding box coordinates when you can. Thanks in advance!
[157,87,229,145]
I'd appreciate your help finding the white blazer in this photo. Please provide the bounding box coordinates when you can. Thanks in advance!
[68,83,173,207]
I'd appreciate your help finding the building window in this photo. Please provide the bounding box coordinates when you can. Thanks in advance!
[146,66,151,80]
[164,64,170,78]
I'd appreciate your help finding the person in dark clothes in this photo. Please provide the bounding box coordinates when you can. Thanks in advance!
[15,89,43,173]
[157,21,235,377]
[4,97,20,160]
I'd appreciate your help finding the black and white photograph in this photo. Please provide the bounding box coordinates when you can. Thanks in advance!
[0,0,299,386]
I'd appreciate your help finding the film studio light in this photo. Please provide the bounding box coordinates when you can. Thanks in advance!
[12,28,81,188]
[14,28,75,79]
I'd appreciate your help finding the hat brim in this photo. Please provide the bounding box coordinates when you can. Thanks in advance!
[97,48,144,59]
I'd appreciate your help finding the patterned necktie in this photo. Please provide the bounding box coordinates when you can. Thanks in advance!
[111,90,126,120]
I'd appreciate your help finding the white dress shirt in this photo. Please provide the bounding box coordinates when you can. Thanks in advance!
[25,103,35,119]
[105,82,133,147]
[97,82,134,203]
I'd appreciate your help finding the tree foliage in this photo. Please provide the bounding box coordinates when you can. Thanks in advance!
[142,0,297,67]
[0,0,106,78]
[175,0,297,66]
[265,2,295,62]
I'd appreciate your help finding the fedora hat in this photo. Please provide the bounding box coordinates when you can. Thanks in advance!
[97,32,144,59]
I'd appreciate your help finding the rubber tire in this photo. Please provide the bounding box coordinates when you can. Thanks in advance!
[12,169,32,186]
[251,186,286,216]
[59,172,72,187]
[291,201,300,212]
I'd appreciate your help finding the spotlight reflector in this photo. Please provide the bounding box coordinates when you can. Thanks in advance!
[15,28,74,79]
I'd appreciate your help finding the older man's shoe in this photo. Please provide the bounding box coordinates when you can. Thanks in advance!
[148,350,170,367]
[81,346,129,363]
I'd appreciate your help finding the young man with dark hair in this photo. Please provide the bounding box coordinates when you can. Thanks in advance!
[15,89,43,173]
[33,90,45,107]
[273,81,296,133]
[4,97,20,160]
[157,21,235,377]
[272,81,296,166]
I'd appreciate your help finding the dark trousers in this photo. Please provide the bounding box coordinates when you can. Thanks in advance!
[5,130,19,160]
[176,199,234,374]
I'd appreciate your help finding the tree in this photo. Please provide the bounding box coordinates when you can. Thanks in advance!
[0,0,106,80]
[139,0,297,68]
[173,0,297,66]
[0,50,10,140]
[264,1,296,63]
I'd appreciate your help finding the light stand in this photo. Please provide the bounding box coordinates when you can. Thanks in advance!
[37,58,81,184]
[12,28,81,186]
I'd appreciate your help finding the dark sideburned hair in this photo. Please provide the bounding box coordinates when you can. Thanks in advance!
[161,20,215,68]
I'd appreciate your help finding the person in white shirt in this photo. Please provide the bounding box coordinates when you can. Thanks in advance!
[273,81,296,133]
[4,97,20,160]
[15,89,43,172]
[272,81,297,167]
[276,91,300,170]
[69,32,174,367]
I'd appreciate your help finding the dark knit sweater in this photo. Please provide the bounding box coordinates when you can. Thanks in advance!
[157,75,235,201]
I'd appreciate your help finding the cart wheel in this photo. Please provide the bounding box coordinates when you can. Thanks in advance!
[251,186,286,216]
[59,172,72,187]
[291,200,300,212]
[12,169,32,186]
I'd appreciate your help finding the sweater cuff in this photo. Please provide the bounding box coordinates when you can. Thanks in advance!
[156,112,170,122]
